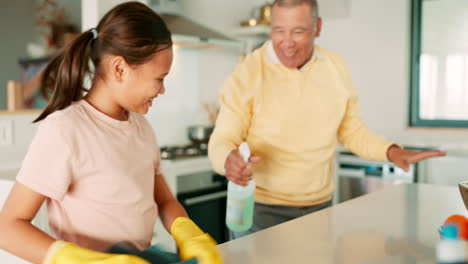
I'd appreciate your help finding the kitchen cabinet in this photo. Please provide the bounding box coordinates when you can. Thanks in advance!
[425,155,468,186]
[0,169,18,182]
[336,150,416,203]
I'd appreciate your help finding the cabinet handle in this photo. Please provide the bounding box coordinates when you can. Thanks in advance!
[338,168,366,178]
[183,190,227,205]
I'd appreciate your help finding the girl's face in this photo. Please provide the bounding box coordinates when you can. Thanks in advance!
[119,47,173,114]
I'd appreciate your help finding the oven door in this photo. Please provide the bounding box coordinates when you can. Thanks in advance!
[177,185,228,244]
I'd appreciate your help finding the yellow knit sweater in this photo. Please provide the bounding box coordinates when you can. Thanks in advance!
[208,41,393,206]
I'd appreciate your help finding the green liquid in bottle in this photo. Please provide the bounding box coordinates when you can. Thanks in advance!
[226,192,255,233]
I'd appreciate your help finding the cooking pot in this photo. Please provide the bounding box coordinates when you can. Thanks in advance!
[187,125,214,144]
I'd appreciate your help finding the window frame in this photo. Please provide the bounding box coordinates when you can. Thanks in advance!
[409,0,468,128]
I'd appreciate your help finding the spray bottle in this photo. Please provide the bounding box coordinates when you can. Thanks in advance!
[225,142,255,232]
[437,224,467,264]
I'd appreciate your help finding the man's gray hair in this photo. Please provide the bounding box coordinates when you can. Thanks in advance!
[272,0,319,19]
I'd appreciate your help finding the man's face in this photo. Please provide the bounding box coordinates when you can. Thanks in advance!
[271,3,322,69]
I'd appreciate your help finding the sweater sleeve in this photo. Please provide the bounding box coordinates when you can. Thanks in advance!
[208,54,259,175]
[332,54,394,161]
[337,96,394,161]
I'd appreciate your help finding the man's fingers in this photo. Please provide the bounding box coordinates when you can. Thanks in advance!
[226,166,252,182]
[225,149,259,186]
[241,166,253,179]
[228,161,247,173]
[249,156,261,163]
[407,150,447,163]
[227,149,247,165]
[226,172,249,186]
[402,163,410,172]
[237,180,250,186]
[226,154,248,171]
[232,153,248,168]
[226,173,244,184]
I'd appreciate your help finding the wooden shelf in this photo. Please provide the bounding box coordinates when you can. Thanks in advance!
[0,109,42,115]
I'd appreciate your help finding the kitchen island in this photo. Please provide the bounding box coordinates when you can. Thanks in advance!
[218,184,465,264]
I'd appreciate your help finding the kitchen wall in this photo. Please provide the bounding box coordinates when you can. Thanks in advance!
[316,0,468,147]
[2,0,468,182]
[0,47,240,169]
[81,0,132,31]
[181,0,468,183]
[0,0,81,110]
[180,0,468,147]
[146,46,239,146]
[179,0,351,34]
[0,114,38,170]
[81,0,241,146]
[317,0,468,183]
[0,0,241,169]
[0,0,37,110]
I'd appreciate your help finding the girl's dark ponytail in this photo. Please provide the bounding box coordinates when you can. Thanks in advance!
[33,1,172,123]
[34,30,95,122]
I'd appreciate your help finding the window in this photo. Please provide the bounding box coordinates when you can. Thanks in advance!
[410,0,468,127]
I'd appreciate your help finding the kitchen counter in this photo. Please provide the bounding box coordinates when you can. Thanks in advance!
[218,184,465,264]
[154,156,213,251]
[0,168,19,181]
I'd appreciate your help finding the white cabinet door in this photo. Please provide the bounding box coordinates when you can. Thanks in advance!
[426,156,468,186]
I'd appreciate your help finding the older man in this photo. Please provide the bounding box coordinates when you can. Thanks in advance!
[208,0,445,239]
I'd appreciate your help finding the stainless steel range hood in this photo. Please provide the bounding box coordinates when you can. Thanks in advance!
[149,0,240,49]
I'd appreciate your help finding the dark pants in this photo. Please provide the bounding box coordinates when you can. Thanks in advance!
[229,200,332,240]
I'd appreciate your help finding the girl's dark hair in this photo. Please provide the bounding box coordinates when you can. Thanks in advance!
[34,1,172,122]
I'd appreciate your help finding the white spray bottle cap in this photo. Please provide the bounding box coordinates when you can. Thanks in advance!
[239,142,251,163]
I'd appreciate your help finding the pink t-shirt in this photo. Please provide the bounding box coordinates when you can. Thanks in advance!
[17,100,161,251]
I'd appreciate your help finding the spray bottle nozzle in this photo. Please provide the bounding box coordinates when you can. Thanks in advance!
[239,142,251,163]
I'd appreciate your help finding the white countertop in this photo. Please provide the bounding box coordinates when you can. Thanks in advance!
[337,142,468,157]
[218,184,465,264]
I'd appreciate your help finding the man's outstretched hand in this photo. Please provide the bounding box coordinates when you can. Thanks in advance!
[386,144,446,172]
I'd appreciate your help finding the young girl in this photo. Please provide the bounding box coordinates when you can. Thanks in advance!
[0,2,220,264]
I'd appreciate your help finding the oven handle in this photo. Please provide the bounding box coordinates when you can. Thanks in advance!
[183,190,228,206]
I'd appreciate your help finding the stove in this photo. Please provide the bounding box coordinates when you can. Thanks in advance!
[160,143,208,160]
[158,142,228,243]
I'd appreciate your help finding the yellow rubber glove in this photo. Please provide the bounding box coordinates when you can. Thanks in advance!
[171,217,223,264]
[43,240,150,264]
